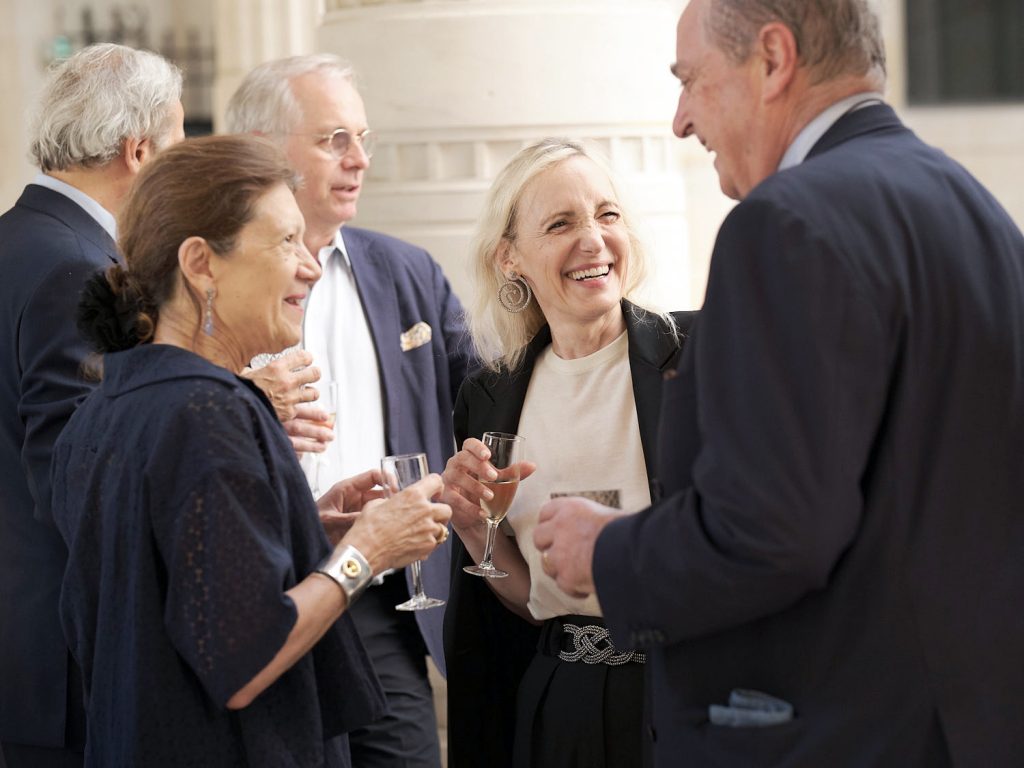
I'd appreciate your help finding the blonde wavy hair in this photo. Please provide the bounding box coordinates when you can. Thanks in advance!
[469,138,659,372]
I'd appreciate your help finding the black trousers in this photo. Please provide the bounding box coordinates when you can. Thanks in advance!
[347,571,441,768]
[1,657,86,768]
[0,744,82,768]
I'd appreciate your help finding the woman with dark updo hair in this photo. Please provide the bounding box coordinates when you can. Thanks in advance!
[50,134,452,767]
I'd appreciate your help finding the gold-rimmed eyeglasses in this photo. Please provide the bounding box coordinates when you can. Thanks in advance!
[293,128,377,160]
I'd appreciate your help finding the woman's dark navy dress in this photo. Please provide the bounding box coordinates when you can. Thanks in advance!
[51,344,384,767]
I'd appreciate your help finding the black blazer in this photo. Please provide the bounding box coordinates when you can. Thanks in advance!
[443,302,696,768]
[0,184,118,748]
[595,104,1024,766]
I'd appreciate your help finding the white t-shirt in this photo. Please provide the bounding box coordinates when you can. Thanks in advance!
[508,331,651,619]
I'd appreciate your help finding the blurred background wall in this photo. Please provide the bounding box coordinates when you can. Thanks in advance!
[1,0,1021,312]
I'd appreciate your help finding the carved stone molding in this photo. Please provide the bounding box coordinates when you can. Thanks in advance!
[326,0,471,7]
[314,0,701,306]
[365,132,678,185]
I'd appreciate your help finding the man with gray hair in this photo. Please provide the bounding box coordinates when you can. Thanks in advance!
[536,0,1024,765]
[0,43,183,767]
[227,56,469,768]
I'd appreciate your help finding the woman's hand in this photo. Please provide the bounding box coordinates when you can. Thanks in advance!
[227,475,441,710]
[343,474,452,574]
[317,469,385,545]
[441,438,536,532]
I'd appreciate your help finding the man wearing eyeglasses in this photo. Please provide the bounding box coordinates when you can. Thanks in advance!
[227,56,470,768]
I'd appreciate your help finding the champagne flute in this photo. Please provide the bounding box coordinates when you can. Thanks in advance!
[311,381,337,498]
[382,452,446,611]
[464,432,525,579]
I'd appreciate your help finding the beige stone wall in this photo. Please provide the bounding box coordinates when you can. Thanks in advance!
[0,0,45,210]
[210,0,320,132]
[1,0,1020,299]
[316,0,695,311]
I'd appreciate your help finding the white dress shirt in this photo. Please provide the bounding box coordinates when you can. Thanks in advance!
[32,173,117,240]
[298,229,387,491]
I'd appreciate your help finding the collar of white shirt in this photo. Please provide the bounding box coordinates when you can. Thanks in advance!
[319,229,353,272]
[32,172,118,241]
[778,92,885,172]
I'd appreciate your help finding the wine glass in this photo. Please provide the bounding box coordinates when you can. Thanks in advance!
[381,452,446,611]
[464,431,525,579]
[311,381,337,498]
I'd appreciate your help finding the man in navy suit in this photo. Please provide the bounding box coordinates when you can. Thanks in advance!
[227,56,469,768]
[536,0,1024,765]
[0,45,184,767]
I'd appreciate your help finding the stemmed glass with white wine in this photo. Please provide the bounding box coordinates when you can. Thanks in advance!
[464,431,525,579]
[311,381,337,498]
[381,452,447,611]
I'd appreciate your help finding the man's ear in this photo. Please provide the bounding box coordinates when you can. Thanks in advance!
[177,236,215,297]
[757,21,799,102]
[122,135,157,175]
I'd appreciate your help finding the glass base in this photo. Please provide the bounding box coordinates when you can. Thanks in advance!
[395,594,446,611]
[464,563,509,579]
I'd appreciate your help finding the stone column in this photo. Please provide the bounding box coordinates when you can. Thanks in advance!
[210,0,321,132]
[319,0,700,309]
[0,0,46,210]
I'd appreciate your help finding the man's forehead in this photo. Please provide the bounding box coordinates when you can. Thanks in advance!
[291,73,365,126]
[674,0,710,68]
[678,0,704,39]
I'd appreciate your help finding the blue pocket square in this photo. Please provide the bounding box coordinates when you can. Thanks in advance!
[708,688,794,727]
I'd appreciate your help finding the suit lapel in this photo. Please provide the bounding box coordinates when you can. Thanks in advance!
[624,301,691,481]
[344,228,402,451]
[471,303,692,480]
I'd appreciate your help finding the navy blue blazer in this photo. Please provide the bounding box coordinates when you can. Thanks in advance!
[344,226,471,674]
[443,303,696,768]
[594,105,1024,766]
[0,184,117,748]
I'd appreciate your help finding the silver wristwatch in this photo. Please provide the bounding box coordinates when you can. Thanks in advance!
[316,544,373,605]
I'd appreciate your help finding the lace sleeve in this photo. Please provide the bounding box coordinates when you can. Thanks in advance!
[147,379,300,708]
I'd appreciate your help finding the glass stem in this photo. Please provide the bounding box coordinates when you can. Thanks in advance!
[481,520,498,568]
[411,561,425,597]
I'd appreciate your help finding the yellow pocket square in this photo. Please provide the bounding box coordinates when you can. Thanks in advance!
[400,321,432,351]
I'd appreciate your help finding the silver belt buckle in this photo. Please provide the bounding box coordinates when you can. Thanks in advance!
[557,623,646,666]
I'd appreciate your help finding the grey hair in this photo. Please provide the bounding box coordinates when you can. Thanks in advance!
[705,0,886,85]
[469,138,661,373]
[224,54,357,137]
[30,43,182,172]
